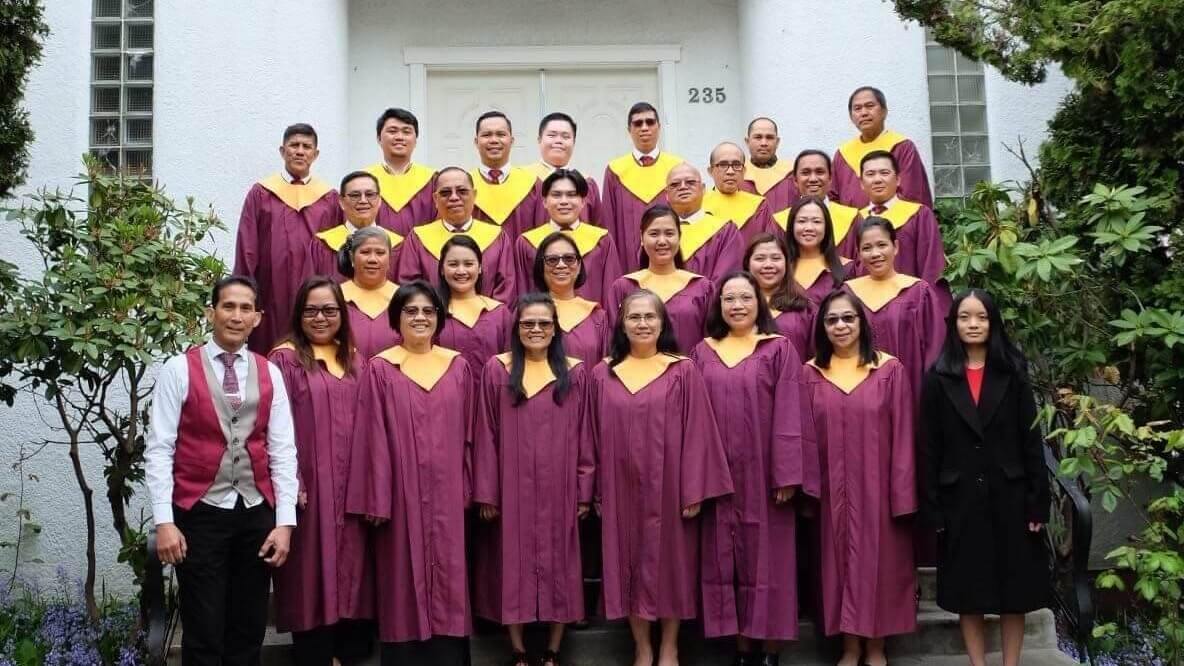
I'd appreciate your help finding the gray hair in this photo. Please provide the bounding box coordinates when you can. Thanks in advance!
[337,225,392,278]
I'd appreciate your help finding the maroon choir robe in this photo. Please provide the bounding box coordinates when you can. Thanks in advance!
[473,356,594,624]
[741,159,798,216]
[235,175,339,352]
[554,297,610,367]
[513,222,623,305]
[772,201,862,258]
[395,220,516,304]
[772,304,816,361]
[269,345,372,632]
[591,355,733,619]
[606,270,713,355]
[472,166,547,238]
[692,335,817,639]
[341,281,401,359]
[601,152,684,271]
[793,256,852,306]
[437,296,511,380]
[703,189,779,246]
[366,162,438,235]
[829,131,933,209]
[345,345,474,642]
[680,212,745,284]
[839,200,947,290]
[801,354,917,638]
[527,161,603,224]
[306,224,404,283]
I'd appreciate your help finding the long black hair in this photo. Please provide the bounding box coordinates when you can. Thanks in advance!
[638,204,686,269]
[436,235,484,312]
[281,276,356,376]
[705,271,777,340]
[508,293,572,406]
[532,232,587,292]
[608,289,680,365]
[337,225,393,279]
[933,288,1029,379]
[785,195,846,288]
[743,233,808,313]
[388,279,446,337]
[812,289,877,368]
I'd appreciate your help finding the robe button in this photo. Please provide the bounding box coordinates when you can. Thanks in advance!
[233,456,240,463]
[231,416,238,424]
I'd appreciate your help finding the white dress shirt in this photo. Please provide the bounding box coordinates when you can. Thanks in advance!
[282,170,311,184]
[144,341,298,527]
[478,163,512,184]
[549,220,581,231]
[632,148,661,163]
[443,218,475,233]
[679,207,707,224]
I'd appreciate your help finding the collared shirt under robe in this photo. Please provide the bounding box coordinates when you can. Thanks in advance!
[829,131,933,209]
[591,356,733,620]
[395,220,516,304]
[472,166,548,238]
[601,152,684,271]
[606,271,713,355]
[512,222,623,306]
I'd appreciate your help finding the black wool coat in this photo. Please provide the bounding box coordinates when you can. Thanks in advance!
[918,363,1050,614]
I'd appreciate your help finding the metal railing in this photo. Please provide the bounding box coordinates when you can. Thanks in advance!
[1043,434,1095,662]
[142,529,176,666]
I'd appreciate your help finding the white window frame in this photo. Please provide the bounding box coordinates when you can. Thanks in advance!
[90,0,154,176]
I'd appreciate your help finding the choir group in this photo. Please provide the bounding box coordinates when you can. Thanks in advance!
[145,86,1052,666]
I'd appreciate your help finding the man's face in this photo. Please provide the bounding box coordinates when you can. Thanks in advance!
[860,157,899,203]
[745,119,780,164]
[378,118,417,161]
[206,284,261,351]
[794,154,832,197]
[538,120,575,167]
[340,176,380,226]
[279,134,319,178]
[849,90,887,135]
[628,110,660,152]
[709,144,746,194]
[475,116,513,167]
[433,170,476,223]
[666,165,704,211]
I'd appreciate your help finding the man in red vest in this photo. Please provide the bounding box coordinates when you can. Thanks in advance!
[146,275,298,666]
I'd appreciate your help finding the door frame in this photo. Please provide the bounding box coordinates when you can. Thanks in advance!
[404,45,682,157]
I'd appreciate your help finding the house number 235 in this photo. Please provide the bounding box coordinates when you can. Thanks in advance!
[688,87,727,103]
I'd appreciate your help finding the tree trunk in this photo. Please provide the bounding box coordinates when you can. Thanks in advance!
[68,440,99,621]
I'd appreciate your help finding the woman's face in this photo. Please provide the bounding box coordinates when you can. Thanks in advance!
[747,241,786,292]
[517,303,556,355]
[353,237,390,285]
[792,202,827,251]
[956,295,990,347]
[858,226,898,278]
[622,295,663,348]
[442,245,481,295]
[398,293,438,345]
[301,286,341,345]
[542,238,580,292]
[641,215,680,265]
[822,295,862,351]
[719,276,759,333]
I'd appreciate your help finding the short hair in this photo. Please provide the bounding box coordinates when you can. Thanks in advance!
[705,271,777,339]
[282,276,356,377]
[210,275,259,307]
[627,102,659,126]
[375,107,420,138]
[339,170,380,194]
[388,279,447,336]
[793,149,832,175]
[855,215,898,244]
[533,232,588,293]
[476,110,512,135]
[541,168,589,198]
[608,289,681,364]
[434,165,475,189]
[812,290,877,368]
[436,235,485,311]
[538,112,577,139]
[708,142,744,166]
[282,123,318,145]
[337,225,393,279]
[638,204,685,269]
[860,149,899,174]
[508,292,572,406]
[847,86,888,112]
[746,116,778,135]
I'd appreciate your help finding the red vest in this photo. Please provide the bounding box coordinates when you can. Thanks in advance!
[171,347,276,510]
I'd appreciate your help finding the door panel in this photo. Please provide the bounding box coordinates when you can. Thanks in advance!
[543,68,659,176]
[425,69,541,168]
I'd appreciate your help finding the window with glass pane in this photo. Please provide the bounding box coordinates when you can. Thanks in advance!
[89,0,153,176]
[924,30,990,200]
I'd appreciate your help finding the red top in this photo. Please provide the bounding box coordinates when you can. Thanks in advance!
[966,365,985,405]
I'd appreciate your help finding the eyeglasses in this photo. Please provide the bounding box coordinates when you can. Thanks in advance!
[344,190,380,202]
[823,313,859,327]
[630,118,658,128]
[667,179,700,189]
[301,305,341,319]
[435,187,473,198]
[543,253,579,268]
[624,313,660,324]
[402,306,438,318]
[712,161,745,172]
[518,319,555,331]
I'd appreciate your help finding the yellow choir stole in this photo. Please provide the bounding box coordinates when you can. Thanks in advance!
[314,224,403,252]
[607,152,683,203]
[375,345,461,391]
[470,167,537,225]
[845,274,921,312]
[807,351,896,394]
[364,163,435,213]
[680,212,730,261]
[703,189,765,229]
[611,353,685,394]
[743,159,792,195]
[413,220,503,259]
[258,174,333,212]
[837,129,908,173]
[522,222,608,257]
[859,200,923,232]
[704,333,781,368]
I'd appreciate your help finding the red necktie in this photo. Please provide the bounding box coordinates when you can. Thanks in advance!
[487,169,503,183]
[291,178,304,186]
[871,204,887,215]
[217,352,243,411]
[638,155,656,167]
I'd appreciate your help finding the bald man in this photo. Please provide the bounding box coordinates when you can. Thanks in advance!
[703,141,778,245]
[665,162,743,283]
[741,117,799,214]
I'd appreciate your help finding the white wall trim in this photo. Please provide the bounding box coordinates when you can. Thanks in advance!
[403,44,682,67]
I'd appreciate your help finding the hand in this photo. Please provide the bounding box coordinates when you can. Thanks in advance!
[156,523,187,565]
[577,503,590,519]
[773,486,797,504]
[297,490,308,510]
[681,502,702,519]
[1028,522,1044,533]
[259,525,293,567]
[364,514,389,526]
[479,504,500,521]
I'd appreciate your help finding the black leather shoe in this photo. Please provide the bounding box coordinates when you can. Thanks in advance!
[759,652,779,666]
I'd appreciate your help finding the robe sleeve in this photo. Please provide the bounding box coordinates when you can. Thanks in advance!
[605,278,629,332]
[584,178,603,225]
[918,370,945,530]
[711,225,745,283]
[588,366,604,506]
[488,238,517,305]
[894,140,934,209]
[267,350,309,497]
[798,369,822,511]
[512,237,537,303]
[573,364,596,503]
[394,231,428,285]
[752,200,778,240]
[1018,378,1051,524]
[472,358,501,507]
[233,186,262,276]
[678,363,734,508]
[461,360,477,507]
[912,207,947,287]
[919,282,947,370]
[600,167,627,268]
[345,364,394,520]
[886,362,919,518]
[770,340,809,493]
[597,236,624,304]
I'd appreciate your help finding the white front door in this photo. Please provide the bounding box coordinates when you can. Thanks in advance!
[424,67,659,176]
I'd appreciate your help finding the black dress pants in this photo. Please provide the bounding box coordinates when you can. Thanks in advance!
[174,499,274,666]
[291,620,375,666]
[380,636,470,666]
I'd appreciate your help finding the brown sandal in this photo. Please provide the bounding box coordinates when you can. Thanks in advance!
[541,649,561,666]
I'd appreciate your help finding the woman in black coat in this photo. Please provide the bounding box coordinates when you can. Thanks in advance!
[919,289,1050,666]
